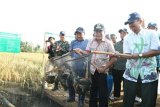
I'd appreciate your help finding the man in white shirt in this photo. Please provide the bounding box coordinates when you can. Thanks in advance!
[122,12,159,107]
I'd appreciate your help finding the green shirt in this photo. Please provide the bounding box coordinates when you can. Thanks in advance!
[47,44,57,59]
[113,40,127,70]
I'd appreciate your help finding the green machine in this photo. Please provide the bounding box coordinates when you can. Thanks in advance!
[0,32,21,53]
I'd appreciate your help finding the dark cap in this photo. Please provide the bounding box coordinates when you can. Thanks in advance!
[147,22,157,28]
[59,31,65,36]
[124,12,141,25]
[46,36,55,42]
[74,27,85,35]
[118,28,128,33]
[94,23,105,31]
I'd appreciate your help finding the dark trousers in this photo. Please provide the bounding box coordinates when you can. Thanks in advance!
[112,69,125,97]
[89,71,108,107]
[123,77,158,107]
[157,67,160,73]
[67,76,75,99]
[54,73,60,87]
[136,78,141,98]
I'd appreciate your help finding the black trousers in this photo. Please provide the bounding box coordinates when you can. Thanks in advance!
[123,77,158,107]
[89,70,108,107]
[112,69,125,97]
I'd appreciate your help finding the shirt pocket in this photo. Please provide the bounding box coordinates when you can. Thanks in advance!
[143,40,149,52]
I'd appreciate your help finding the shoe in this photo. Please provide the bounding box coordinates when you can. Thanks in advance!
[114,97,121,100]
[109,96,121,101]
[77,102,84,107]
[135,96,142,102]
[67,98,75,102]
[134,101,142,106]
[134,96,142,106]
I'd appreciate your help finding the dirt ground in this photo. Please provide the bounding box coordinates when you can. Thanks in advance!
[27,97,62,107]
[1,86,160,107]
[34,94,160,107]
[0,87,62,107]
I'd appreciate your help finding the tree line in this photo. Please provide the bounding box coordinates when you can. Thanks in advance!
[20,41,42,53]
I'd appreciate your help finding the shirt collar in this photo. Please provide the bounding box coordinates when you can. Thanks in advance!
[132,28,145,36]
[93,37,106,42]
[76,39,84,41]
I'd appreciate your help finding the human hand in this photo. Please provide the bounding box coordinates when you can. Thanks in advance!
[114,51,121,57]
[97,65,107,73]
[131,53,139,59]
[56,46,62,51]
[73,48,83,55]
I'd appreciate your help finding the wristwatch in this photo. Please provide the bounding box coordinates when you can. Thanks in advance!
[138,53,143,58]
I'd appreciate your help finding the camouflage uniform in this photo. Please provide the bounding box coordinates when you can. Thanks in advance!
[55,40,69,56]
[53,40,69,91]
[47,44,57,59]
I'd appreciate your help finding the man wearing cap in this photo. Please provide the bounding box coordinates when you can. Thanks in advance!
[147,22,160,97]
[52,31,70,91]
[147,22,158,31]
[111,28,127,100]
[110,34,117,45]
[45,36,57,59]
[67,27,89,107]
[121,12,159,107]
[55,31,69,56]
[88,23,116,107]
[74,23,117,107]
[147,22,160,73]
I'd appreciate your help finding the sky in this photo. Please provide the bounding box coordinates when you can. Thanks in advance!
[0,0,160,47]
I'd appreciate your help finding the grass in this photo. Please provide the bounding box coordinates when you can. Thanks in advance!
[0,52,48,92]
[0,52,159,107]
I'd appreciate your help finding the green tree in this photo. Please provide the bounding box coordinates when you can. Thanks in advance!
[20,41,32,52]
[33,45,41,52]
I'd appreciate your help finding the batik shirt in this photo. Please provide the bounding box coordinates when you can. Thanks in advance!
[156,32,160,68]
[123,29,160,83]
[86,38,115,75]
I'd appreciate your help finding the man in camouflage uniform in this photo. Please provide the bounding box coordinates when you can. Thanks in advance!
[52,31,70,91]
[45,36,57,59]
[55,31,70,56]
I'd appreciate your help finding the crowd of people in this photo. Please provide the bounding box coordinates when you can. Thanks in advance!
[45,12,160,107]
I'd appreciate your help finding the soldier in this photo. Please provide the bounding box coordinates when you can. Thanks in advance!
[45,36,57,59]
[55,31,69,56]
[45,36,57,86]
[52,31,69,91]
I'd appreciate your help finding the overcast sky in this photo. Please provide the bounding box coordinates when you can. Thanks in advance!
[0,0,159,47]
